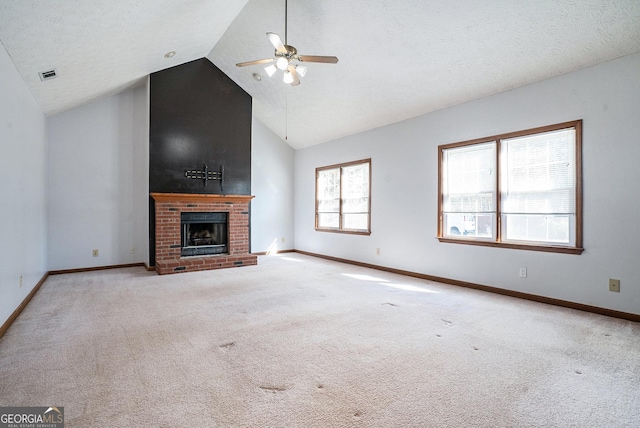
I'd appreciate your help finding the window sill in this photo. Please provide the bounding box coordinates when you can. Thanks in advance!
[316,228,371,236]
[437,237,584,255]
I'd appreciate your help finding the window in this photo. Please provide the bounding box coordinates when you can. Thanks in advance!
[316,159,371,234]
[438,120,582,254]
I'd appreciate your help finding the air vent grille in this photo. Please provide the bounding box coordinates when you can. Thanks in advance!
[38,69,57,81]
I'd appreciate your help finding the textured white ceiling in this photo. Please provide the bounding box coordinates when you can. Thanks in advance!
[210,0,640,148]
[1,0,639,149]
[0,0,249,115]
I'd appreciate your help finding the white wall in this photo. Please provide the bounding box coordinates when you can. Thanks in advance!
[47,82,149,270]
[295,52,640,315]
[251,117,295,253]
[0,45,48,326]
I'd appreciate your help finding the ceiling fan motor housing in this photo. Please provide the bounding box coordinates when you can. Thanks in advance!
[276,45,298,60]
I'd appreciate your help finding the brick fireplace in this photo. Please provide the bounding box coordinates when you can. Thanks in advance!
[151,193,257,274]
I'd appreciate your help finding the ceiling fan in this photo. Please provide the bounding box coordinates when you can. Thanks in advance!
[235,0,338,86]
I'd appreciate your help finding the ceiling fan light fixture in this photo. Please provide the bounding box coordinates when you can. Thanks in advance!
[283,70,294,84]
[265,64,277,77]
[276,57,289,70]
[296,64,307,78]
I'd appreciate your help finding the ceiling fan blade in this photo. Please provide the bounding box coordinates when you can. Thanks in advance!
[236,58,274,67]
[298,55,339,64]
[287,65,300,86]
[267,32,287,54]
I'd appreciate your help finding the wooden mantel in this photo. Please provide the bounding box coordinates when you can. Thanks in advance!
[150,193,255,203]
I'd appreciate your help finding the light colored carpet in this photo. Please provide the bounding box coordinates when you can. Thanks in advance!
[1,253,639,427]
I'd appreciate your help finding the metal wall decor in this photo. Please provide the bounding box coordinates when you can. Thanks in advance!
[185,164,224,191]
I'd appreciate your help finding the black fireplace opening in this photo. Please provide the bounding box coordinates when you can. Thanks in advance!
[181,212,228,257]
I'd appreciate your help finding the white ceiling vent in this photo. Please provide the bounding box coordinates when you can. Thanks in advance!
[38,69,57,81]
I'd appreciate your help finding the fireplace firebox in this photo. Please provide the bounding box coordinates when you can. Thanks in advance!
[181,212,228,257]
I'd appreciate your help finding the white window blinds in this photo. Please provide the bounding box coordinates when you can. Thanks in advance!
[316,168,340,229]
[443,142,496,214]
[500,128,576,244]
[501,129,576,215]
[442,142,496,238]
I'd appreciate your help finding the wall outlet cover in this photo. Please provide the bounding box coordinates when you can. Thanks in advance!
[609,278,620,293]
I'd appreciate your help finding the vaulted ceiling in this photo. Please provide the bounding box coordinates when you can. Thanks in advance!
[2,0,639,149]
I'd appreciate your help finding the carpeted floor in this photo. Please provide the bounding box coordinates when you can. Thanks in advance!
[1,253,639,427]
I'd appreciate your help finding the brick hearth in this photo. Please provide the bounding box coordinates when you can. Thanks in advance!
[151,193,257,274]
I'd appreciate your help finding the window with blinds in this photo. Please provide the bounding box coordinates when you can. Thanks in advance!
[501,129,576,245]
[442,142,496,239]
[316,159,371,234]
[438,121,582,254]
[316,167,341,229]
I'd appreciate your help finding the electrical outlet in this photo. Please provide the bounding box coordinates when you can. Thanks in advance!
[19,275,23,288]
[519,267,527,278]
[281,237,285,243]
[609,278,620,293]
[92,249,99,257]
[130,246,136,254]
[376,247,381,256]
